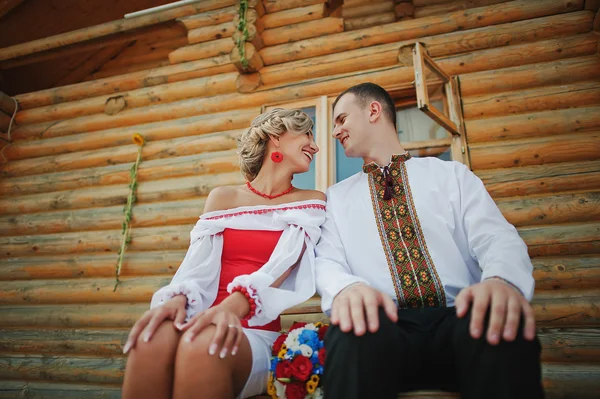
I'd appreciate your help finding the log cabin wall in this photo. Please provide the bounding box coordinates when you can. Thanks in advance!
[0,0,599,397]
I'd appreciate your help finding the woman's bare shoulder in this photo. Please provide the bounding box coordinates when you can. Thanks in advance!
[203,185,244,213]
[291,189,327,202]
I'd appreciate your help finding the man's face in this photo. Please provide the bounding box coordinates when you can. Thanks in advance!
[332,93,370,158]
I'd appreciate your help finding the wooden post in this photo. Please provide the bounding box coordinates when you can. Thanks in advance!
[0,91,17,116]
[231,42,264,73]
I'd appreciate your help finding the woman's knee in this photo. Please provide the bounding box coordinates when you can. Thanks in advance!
[128,320,181,362]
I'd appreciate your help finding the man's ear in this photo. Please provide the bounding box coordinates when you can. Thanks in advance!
[268,134,280,148]
[369,101,383,123]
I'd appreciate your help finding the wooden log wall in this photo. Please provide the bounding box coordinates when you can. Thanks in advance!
[0,0,599,397]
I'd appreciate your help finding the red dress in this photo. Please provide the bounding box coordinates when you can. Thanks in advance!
[212,228,283,332]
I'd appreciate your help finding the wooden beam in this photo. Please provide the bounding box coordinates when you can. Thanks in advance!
[0,0,235,62]
[594,7,600,30]
[0,0,25,19]
[177,6,237,30]
[263,17,344,46]
[263,3,327,29]
[263,0,326,13]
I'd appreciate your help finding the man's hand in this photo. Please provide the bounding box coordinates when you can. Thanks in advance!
[455,278,536,345]
[331,283,398,336]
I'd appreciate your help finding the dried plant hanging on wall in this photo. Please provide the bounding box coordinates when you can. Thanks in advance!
[114,133,145,291]
[236,0,249,68]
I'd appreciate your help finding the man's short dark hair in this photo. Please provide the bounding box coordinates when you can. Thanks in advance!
[332,82,397,129]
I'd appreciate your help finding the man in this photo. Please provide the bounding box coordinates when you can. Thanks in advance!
[315,83,543,398]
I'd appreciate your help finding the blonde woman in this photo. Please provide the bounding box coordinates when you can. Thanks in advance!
[122,108,326,398]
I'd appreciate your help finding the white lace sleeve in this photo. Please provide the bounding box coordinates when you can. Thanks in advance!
[150,233,224,321]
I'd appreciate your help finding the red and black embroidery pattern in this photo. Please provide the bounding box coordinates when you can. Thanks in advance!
[364,154,446,309]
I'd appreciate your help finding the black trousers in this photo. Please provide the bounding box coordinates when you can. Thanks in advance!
[323,307,544,399]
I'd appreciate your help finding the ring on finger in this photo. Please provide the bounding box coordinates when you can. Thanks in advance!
[228,324,241,330]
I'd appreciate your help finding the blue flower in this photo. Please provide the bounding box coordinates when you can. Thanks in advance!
[270,357,279,372]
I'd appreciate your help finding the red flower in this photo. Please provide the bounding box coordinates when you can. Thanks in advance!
[290,355,312,381]
[318,324,329,340]
[318,347,326,365]
[272,333,287,356]
[275,360,293,379]
[286,381,307,399]
[288,321,307,332]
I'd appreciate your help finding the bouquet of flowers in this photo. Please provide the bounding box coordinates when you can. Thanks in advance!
[268,322,329,399]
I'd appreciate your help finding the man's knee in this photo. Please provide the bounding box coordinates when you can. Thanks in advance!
[453,311,541,359]
[325,308,399,356]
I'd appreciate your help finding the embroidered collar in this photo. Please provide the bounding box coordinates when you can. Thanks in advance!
[362,153,412,174]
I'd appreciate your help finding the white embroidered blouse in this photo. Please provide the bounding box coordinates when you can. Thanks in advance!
[150,200,327,327]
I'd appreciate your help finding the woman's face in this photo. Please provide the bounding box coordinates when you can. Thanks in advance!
[278,129,319,173]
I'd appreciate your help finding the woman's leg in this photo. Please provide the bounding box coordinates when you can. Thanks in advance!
[122,320,181,399]
[173,325,254,399]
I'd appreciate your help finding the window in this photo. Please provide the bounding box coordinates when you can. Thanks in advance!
[263,97,330,191]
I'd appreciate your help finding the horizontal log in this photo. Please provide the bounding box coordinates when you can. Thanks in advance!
[0,197,206,236]
[344,12,396,31]
[0,149,238,198]
[11,32,597,141]
[0,250,186,280]
[0,381,121,399]
[460,55,600,97]
[0,170,243,217]
[0,354,124,384]
[533,255,600,291]
[542,363,600,398]
[167,38,234,64]
[259,27,597,88]
[414,0,509,18]
[0,328,128,356]
[538,327,600,363]
[0,0,235,62]
[0,224,193,258]
[263,3,327,29]
[16,73,238,126]
[263,17,344,46]
[14,55,234,110]
[463,81,600,119]
[478,160,600,198]
[497,190,600,227]
[440,32,599,76]
[177,6,237,30]
[1,128,241,178]
[470,131,600,170]
[343,0,396,6]
[0,303,147,328]
[426,10,593,59]
[187,21,235,44]
[341,1,394,18]
[466,106,600,143]
[0,275,171,305]
[259,0,583,65]
[519,222,600,257]
[5,107,255,161]
[533,289,600,327]
[263,0,326,13]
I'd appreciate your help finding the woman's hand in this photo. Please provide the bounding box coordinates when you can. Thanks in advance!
[179,305,244,358]
[123,294,187,354]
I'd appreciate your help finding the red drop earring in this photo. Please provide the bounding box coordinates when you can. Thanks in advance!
[271,151,283,163]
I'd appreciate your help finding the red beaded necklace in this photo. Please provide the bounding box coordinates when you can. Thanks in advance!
[246,181,294,199]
